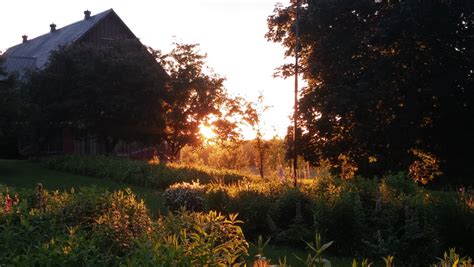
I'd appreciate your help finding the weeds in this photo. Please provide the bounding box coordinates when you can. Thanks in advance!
[295,233,333,267]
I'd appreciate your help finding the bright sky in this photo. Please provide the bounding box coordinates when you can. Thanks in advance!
[0,0,294,139]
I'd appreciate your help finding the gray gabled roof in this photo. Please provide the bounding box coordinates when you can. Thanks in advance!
[2,9,116,77]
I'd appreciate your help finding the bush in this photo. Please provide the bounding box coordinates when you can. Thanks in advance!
[272,188,313,230]
[2,169,472,265]
[0,185,249,266]
[205,185,231,211]
[45,155,248,189]
[91,189,152,254]
[430,191,474,257]
[161,172,472,263]
[271,188,314,245]
[126,210,249,266]
[313,190,365,255]
[304,172,473,264]
[6,227,112,266]
[227,189,276,240]
[163,181,206,212]
[0,186,134,265]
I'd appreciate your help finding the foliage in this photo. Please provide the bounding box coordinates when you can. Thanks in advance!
[267,0,474,182]
[313,187,365,255]
[20,40,246,158]
[24,40,168,153]
[272,188,314,245]
[163,181,206,211]
[164,179,284,240]
[0,56,21,158]
[205,142,251,171]
[227,186,277,240]
[382,255,395,267]
[0,186,150,265]
[0,185,249,266]
[126,209,249,266]
[158,172,473,263]
[431,248,473,267]
[205,185,231,212]
[251,235,271,258]
[272,188,313,230]
[296,233,333,267]
[151,43,244,161]
[45,155,248,189]
[91,189,152,254]
[3,159,473,264]
[429,191,474,257]
[409,149,443,185]
[244,93,270,179]
[179,138,289,178]
[0,159,167,216]
[352,258,373,267]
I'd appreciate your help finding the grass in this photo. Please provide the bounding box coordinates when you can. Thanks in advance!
[0,159,165,216]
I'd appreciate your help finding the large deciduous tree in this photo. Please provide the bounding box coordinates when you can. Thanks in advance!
[25,40,168,153]
[152,43,243,161]
[267,0,473,183]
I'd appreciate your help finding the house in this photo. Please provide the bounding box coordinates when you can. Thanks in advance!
[2,9,163,160]
[3,9,136,79]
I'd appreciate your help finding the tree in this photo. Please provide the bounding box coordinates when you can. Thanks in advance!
[267,0,473,182]
[0,55,21,157]
[152,43,243,161]
[25,40,168,153]
[245,94,270,179]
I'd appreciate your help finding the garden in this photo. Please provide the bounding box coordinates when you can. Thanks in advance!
[1,0,473,266]
[1,156,472,266]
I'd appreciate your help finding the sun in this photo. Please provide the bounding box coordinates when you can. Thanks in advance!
[199,124,217,140]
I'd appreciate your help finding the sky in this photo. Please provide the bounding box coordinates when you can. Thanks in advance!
[0,0,295,139]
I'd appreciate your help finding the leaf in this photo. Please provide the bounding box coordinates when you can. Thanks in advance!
[318,241,334,254]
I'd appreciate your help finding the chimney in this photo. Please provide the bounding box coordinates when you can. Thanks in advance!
[50,23,56,33]
[84,10,91,20]
[22,35,28,43]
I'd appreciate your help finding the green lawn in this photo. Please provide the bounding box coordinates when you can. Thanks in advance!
[0,159,165,216]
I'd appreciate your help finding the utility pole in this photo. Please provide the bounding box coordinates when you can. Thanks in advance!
[293,0,300,188]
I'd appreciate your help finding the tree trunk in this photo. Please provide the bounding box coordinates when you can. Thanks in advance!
[257,137,264,179]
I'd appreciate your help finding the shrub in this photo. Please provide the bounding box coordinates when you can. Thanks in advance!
[160,171,472,263]
[227,188,277,240]
[272,188,314,229]
[271,188,314,245]
[205,185,231,211]
[126,209,249,266]
[45,155,248,189]
[380,173,419,202]
[0,186,153,265]
[6,227,113,266]
[0,185,250,266]
[313,190,365,255]
[163,181,206,212]
[91,189,152,254]
[430,191,474,257]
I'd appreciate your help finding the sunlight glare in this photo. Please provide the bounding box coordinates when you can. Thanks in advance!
[199,124,217,140]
